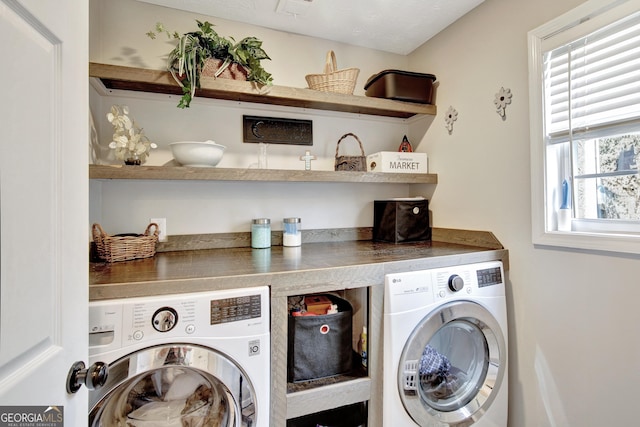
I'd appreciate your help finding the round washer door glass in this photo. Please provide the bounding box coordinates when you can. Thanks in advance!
[90,344,256,427]
[398,301,506,426]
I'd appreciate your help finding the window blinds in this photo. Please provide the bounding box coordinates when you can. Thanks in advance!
[544,11,640,140]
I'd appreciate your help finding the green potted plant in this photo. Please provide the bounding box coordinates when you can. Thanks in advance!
[147,21,273,108]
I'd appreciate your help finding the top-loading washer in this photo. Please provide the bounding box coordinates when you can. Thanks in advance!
[383,261,507,427]
[88,286,270,426]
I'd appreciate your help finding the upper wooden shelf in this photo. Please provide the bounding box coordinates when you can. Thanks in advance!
[89,63,437,119]
[89,164,438,184]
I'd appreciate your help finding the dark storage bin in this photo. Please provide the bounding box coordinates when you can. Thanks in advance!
[373,199,431,243]
[288,294,353,382]
[364,70,436,104]
[287,402,367,427]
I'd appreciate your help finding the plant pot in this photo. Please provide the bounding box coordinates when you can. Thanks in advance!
[201,58,248,81]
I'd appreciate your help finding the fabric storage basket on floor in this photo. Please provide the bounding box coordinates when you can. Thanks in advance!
[287,402,367,427]
[288,294,353,382]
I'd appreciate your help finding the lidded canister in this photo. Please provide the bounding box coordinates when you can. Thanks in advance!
[251,218,271,249]
[282,217,301,247]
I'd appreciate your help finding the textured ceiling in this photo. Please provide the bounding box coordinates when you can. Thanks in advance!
[136,0,484,55]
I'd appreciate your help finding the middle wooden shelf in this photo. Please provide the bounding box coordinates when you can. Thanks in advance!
[89,164,438,184]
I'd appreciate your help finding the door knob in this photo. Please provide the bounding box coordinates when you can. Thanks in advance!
[66,361,108,394]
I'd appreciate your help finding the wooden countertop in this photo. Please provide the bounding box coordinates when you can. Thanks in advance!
[89,228,508,301]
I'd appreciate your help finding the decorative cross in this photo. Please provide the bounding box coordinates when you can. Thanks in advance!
[299,150,317,170]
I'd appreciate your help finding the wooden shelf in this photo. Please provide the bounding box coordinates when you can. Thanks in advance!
[89,62,437,118]
[89,164,438,184]
[286,377,370,419]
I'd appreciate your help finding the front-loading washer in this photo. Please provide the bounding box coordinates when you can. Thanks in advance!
[88,286,270,426]
[383,261,507,427]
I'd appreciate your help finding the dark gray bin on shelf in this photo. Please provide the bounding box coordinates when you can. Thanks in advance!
[373,198,431,243]
[288,294,353,382]
[364,69,436,104]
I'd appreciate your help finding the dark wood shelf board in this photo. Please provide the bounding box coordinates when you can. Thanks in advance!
[90,62,437,118]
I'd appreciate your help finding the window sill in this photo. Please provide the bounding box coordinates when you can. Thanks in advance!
[533,229,640,256]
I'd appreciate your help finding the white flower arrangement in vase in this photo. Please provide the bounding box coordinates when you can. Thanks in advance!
[107,105,157,165]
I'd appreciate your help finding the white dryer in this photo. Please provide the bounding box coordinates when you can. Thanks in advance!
[88,286,270,427]
[383,261,507,427]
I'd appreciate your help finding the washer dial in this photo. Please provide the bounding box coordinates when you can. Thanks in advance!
[448,274,465,292]
[152,307,178,332]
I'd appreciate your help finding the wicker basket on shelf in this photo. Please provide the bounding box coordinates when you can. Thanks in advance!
[335,133,367,171]
[92,223,159,263]
[305,50,360,95]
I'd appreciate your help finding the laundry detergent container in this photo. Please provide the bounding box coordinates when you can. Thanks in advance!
[364,70,436,104]
[288,294,353,382]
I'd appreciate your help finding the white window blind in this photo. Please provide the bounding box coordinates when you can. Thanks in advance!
[545,12,640,140]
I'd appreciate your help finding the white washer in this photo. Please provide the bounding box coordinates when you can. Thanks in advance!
[383,261,507,427]
[88,286,270,427]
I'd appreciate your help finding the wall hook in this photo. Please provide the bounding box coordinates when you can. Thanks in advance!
[494,87,512,120]
[445,106,458,135]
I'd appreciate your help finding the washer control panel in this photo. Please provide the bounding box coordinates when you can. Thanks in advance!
[384,261,504,313]
[89,287,269,355]
[477,264,503,287]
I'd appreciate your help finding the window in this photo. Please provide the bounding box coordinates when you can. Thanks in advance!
[528,0,640,254]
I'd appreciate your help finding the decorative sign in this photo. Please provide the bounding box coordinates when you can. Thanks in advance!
[243,115,313,146]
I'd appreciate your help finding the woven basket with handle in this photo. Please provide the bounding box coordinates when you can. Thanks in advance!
[335,133,367,171]
[305,51,360,95]
[92,223,159,263]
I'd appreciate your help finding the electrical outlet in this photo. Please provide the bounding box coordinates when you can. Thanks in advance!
[150,218,167,242]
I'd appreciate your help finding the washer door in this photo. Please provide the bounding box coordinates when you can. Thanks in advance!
[398,301,506,426]
[90,344,257,427]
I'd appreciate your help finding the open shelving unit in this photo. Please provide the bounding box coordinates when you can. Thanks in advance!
[89,61,440,426]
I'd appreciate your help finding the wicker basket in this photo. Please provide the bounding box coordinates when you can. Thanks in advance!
[335,133,367,171]
[305,51,360,95]
[92,223,159,263]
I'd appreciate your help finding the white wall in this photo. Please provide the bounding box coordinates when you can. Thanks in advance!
[89,0,432,234]
[90,0,640,425]
[409,0,640,425]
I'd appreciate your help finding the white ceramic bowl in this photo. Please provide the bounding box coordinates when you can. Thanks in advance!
[170,141,226,167]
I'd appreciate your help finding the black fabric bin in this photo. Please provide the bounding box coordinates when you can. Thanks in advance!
[287,403,367,427]
[288,294,353,382]
[373,199,431,243]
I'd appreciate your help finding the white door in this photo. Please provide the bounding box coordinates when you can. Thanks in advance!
[0,0,88,424]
